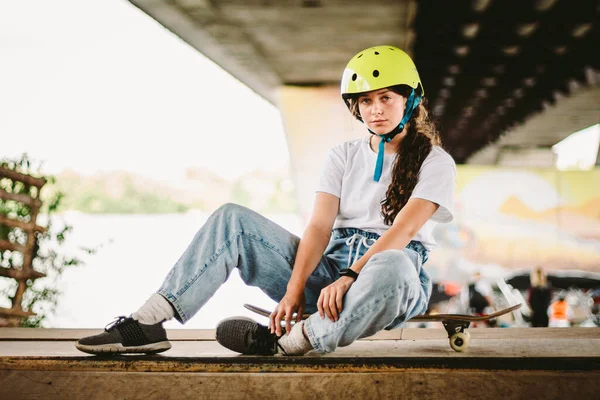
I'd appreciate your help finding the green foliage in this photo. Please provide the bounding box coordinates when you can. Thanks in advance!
[231,178,252,206]
[0,154,94,327]
[49,168,298,214]
[261,178,298,214]
[52,171,189,214]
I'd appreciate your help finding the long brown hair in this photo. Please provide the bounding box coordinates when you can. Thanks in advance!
[348,85,442,225]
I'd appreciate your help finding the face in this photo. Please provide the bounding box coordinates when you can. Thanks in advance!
[357,89,407,134]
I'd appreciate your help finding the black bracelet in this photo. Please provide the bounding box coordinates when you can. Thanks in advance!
[339,268,359,280]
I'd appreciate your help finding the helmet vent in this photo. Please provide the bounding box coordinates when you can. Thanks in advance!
[372,70,380,77]
[357,54,363,58]
[351,73,357,81]
[374,51,380,55]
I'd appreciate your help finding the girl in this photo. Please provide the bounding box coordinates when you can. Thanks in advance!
[76,45,456,356]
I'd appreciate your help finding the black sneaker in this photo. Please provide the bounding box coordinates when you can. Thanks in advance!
[75,316,171,355]
[216,317,286,355]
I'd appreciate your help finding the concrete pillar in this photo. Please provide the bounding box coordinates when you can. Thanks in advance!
[276,85,365,223]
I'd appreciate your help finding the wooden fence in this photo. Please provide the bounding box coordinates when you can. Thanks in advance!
[0,166,47,327]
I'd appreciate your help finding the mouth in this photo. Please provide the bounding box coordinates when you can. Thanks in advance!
[371,119,386,124]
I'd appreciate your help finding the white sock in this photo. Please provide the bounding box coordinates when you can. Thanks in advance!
[277,321,313,356]
[132,293,175,325]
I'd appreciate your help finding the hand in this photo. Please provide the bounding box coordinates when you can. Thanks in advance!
[317,276,354,322]
[270,288,305,337]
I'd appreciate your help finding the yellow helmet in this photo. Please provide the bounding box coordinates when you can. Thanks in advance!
[340,45,423,101]
[341,46,425,183]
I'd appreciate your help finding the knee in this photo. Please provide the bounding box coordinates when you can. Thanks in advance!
[212,203,250,224]
[205,203,247,233]
[215,203,244,217]
[363,250,418,287]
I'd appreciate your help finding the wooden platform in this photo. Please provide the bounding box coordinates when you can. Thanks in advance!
[1,327,600,399]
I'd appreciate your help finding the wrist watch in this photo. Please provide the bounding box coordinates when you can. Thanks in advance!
[339,268,359,280]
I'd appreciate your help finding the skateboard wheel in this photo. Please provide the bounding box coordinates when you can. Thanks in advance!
[449,332,469,352]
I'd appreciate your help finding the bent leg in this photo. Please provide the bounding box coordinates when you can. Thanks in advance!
[157,203,336,323]
[304,249,430,353]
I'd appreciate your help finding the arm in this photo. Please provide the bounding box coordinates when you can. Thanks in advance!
[271,192,339,336]
[317,198,439,321]
[348,198,438,274]
[288,193,339,289]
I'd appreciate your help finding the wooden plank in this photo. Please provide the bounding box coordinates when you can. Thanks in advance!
[0,328,217,341]
[0,267,45,280]
[1,336,600,360]
[0,167,46,188]
[11,280,29,316]
[401,327,600,340]
[13,206,40,300]
[0,328,402,341]
[0,190,41,208]
[1,340,600,373]
[1,370,598,400]
[362,329,402,340]
[2,327,599,342]
[0,308,36,318]
[0,215,46,233]
[0,239,27,253]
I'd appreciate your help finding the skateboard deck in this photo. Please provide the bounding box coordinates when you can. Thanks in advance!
[243,303,522,352]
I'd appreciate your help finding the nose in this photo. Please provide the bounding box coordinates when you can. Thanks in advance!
[371,100,383,115]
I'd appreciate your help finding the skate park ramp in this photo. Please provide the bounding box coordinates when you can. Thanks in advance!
[1,327,599,399]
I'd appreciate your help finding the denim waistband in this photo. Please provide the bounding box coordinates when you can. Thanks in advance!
[331,227,381,241]
[331,227,429,264]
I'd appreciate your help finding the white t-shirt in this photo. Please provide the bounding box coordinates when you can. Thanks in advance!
[317,137,456,250]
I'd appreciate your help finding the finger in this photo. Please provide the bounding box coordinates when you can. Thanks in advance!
[329,296,338,321]
[317,293,324,319]
[285,307,293,335]
[322,292,332,321]
[269,308,278,332]
[275,308,286,337]
[296,304,305,323]
[336,291,344,314]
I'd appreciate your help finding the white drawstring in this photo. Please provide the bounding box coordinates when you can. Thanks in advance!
[344,233,376,268]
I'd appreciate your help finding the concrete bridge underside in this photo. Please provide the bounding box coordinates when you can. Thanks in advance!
[125,0,600,218]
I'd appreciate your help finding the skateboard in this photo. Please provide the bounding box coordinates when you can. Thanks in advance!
[243,303,522,352]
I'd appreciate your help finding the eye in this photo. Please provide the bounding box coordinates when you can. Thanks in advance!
[360,98,371,105]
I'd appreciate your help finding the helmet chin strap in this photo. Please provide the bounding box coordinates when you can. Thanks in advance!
[368,89,421,182]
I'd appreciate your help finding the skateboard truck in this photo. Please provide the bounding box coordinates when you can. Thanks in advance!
[442,321,471,352]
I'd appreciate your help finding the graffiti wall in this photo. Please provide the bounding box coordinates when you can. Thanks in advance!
[428,167,600,281]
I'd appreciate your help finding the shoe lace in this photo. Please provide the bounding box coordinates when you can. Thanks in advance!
[247,326,287,355]
[104,316,128,332]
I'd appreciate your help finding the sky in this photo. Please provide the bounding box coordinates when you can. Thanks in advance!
[0,0,290,181]
[553,124,600,170]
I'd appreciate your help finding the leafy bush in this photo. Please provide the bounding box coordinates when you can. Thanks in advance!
[0,154,94,327]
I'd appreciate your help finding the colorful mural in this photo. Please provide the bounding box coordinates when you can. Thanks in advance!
[428,167,600,281]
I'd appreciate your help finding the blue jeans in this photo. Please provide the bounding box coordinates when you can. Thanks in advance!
[158,203,432,353]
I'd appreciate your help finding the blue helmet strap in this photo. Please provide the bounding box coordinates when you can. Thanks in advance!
[369,89,421,182]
